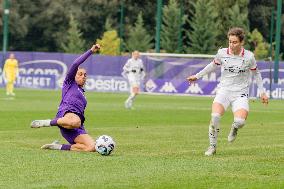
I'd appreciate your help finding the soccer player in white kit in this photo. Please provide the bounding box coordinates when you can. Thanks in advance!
[122,51,146,109]
[187,27,269,156]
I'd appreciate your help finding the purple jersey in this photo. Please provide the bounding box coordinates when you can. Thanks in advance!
[56,49,92,123]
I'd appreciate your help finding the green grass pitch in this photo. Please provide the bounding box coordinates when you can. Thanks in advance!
[0,88,283,189]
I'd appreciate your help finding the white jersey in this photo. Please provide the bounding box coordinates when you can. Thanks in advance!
[215,48,257,93]
[196,48,263,94]
[122,58,145,85]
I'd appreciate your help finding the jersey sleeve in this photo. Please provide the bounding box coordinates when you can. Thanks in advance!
[213,49,222,65]
[249,54,257,70]
[64,49,92,84]
[123,59,131,72]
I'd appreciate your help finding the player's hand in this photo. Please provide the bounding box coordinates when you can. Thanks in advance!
[91,44,101,52]
[187,75,197,84]
[260,93,269,105]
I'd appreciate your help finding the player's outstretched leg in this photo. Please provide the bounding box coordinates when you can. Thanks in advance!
[41,140,62,150]
[31,119,52,128]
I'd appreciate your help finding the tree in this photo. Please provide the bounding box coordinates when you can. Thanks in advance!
[96,30,121,55]
[61,14,85,54]
[214,0,249,48]
[248,28,269,60]
[248,0,274,40]
[227,3,249,32]
[125,12,153,52]
[161,0,186,53]
[186,0,218,54]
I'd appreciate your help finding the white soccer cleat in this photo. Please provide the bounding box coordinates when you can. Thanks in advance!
[41,140,62,150]
[124,100,132,109]
[228,127,238,143]
[204,146,216,156]
[30,119,51,128]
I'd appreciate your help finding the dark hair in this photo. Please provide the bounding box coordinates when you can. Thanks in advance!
[227,27,245,42]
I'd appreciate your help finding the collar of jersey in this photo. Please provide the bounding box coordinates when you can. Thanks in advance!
[227,47,245,57]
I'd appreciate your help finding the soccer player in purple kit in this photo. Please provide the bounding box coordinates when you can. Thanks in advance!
[31,44,101,152]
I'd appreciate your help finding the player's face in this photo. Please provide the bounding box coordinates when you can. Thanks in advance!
[9,53,15,59]
[228,35,243,55]
[75,68,87,87]
[132,51,140,59]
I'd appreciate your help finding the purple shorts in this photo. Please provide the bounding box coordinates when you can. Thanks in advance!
[59,125,87,144]
[55,110,87,144]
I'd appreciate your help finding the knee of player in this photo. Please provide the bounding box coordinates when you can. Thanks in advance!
[84,144,96,152]
[211,113,221,126]
[70,119,81,128]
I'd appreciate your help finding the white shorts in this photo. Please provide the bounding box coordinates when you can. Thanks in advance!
[213,90,249,112]
[127,73,141,87]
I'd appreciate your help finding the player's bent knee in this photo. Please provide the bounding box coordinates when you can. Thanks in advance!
[83,144,96,152]
[211,113,221,127]
[69,119,81,128]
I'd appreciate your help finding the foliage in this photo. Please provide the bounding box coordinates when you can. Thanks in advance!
[61,14,85,54]
[214,0,249,48]
[96,30,121,55]
[161,0,186,53]
[125,12,153,52]
[186,0,218,54]
[248,28,269,60]
[0,0,283,56]
[248,0,274,40]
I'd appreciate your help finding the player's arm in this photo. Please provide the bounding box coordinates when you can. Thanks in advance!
[140,60,146,79]
[121,60,131,78]
[251,69,268,105]
[2,61,8,80]
[15,60,19,77]
[187,61,218,83]
[123,60,131,72]
[250,56,268,105]
[65,44,100,82]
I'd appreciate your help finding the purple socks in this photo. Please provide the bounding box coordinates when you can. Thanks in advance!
[61,144,71,151]
[50,118,59,126]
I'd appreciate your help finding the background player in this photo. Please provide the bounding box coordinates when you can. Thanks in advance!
[122,50,146,109]
[30,44,101,152]
[187,27,269,156]
[3,53,19,96]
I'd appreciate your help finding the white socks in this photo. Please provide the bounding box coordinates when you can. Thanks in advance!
[232,117,245,129]
[208,113,221,147]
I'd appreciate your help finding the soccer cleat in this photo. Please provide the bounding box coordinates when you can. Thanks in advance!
[204,146,216,156]
[228,127,238,142]
[30,119,51,128]
[124,100,132,109]
[41,140,62,150]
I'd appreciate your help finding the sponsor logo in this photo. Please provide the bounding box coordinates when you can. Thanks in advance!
[19,60,67,88]
[185,83,203,94]
[145,79,157,92]
[159,82,177,93]
[16,75,54,88]
[85,77,128,92]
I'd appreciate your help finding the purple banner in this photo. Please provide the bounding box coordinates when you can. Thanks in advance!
[0,52,283,98]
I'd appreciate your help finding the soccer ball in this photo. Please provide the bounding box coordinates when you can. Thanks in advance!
[95,135,116,156]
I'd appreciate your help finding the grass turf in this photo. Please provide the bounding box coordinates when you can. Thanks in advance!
[0,88,283,189]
